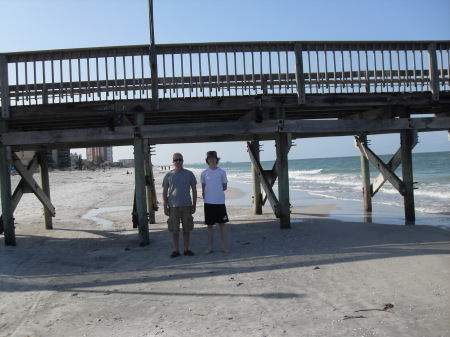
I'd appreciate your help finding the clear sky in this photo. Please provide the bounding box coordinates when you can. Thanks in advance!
[1,0,449,164]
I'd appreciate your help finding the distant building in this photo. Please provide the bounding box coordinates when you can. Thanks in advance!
[86,147,113,163]
[118,159,135,168]
[55,149,71,168]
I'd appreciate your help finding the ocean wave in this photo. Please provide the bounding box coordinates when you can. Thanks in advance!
[415,189,450,201]
[289,168,324,176]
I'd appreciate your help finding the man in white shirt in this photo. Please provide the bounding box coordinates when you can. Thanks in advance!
[200,151,230,254]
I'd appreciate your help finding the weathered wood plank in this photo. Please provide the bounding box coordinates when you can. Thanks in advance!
[1,120,280,147]
[284,117,450,136]
[2,117,450,150]
[9,97,256,119]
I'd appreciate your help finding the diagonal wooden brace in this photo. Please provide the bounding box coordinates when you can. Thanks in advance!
[355,136,406,196]
[247,141,281,217]
[11,154,40,211]
[261,167,277,205]
[261,144,292,205]
[371,131,418,196]
[10,152,55,216]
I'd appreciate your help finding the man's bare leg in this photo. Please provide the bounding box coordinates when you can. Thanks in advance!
[183,231,191,251]
[220,223,230,253]
[205,225,214,254]
[172,232,180,252]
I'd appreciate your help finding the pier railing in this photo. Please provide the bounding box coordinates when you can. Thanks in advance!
[1,41,449,108]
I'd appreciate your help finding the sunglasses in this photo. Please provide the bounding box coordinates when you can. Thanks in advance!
[173,158,183,162]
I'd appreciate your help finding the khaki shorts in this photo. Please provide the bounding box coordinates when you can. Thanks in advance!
[168,206,194,233]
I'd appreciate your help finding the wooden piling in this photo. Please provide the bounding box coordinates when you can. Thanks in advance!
[276,109,290,229]
[359,135,372,221]
[38,150,53,229]
[134,113,150,245]
[249,140,262,215]
[0,54,14,245]
[401,130,416,225]
[144,139,158,224]
[0,123,14,245]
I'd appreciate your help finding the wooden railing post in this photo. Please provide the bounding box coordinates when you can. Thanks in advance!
[0,55,10,119]
[428,42,439,103]
[294,43,305,105]
[148,0,159,110]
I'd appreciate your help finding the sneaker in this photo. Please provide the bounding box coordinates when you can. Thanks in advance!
[184,250,195,256]
[170,251,180,258]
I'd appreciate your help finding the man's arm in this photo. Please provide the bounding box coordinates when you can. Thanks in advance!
[162,186,169,216]
[191,184,197,214]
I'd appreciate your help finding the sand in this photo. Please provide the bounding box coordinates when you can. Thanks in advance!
[1,167,449,337]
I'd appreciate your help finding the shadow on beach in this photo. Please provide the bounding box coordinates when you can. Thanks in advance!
[1,216,449,296]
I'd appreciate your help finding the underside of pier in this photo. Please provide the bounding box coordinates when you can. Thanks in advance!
[1,39,450,246]
[1,90,449,246]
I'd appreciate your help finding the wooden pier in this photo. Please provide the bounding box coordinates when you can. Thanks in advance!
[1,40,449,245]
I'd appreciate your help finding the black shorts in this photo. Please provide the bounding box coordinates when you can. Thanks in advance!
[204,203,229,225]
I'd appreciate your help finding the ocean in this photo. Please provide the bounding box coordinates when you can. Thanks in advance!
[185,151,450,230]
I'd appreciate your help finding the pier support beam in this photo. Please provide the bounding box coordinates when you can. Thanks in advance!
[0,55,14,245]
[133,113,150,245]
[355,133,418,226]
[275,108,290,229]
[401,130,416,225]
[0,125,14,245]
[358,135,372,222]
[38,150,53,229]
[144,140,158,224]
[249,140,262,215]
[275,131,291,229]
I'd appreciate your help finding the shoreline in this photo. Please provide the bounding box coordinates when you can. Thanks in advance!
[227,179,450,231]
[7,167,450,231]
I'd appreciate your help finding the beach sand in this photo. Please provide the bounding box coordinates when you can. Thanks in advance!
[1,168,449,337]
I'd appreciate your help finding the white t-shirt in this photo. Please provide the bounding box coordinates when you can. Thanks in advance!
[200,167,228,204]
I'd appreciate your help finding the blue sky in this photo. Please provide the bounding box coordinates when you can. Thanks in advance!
[1,0,449,164]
